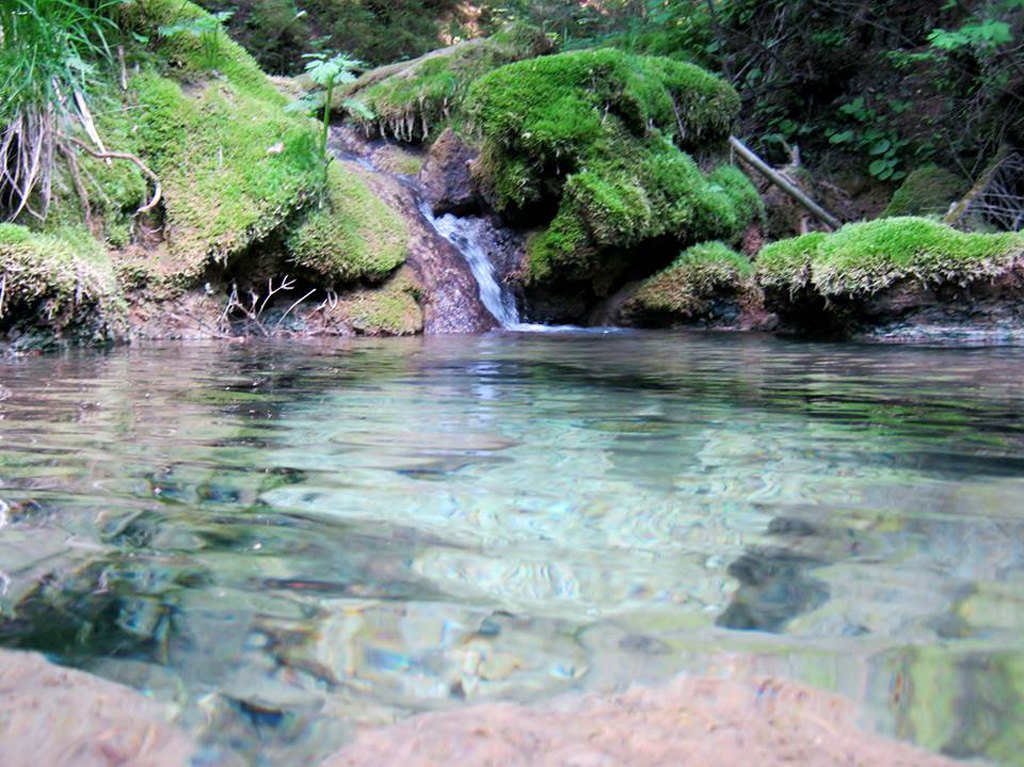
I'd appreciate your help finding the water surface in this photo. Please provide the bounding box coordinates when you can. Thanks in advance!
[1,332,1022,765]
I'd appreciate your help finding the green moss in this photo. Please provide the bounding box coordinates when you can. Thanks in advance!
[625,241,753,321]
[0,224,123,338]
[755,231,827,293]
[128,70,324,283]
[883,165,966,218]
[337,267,423,335]
[757,217,1024,298]
[344,31,546,143]
[286,163,407,283]
[117,0,282,103]
[465,48,753,286]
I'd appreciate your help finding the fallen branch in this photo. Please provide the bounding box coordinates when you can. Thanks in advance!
[729,135,841,231]
[66,136,162,216]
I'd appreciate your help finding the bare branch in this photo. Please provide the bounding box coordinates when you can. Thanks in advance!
[65,136,162,216]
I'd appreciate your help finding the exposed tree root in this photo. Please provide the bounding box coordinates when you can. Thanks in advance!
[65,136,162,216]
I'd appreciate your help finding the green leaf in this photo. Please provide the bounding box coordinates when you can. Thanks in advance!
[869,158,892,177]
[829,129,855,144]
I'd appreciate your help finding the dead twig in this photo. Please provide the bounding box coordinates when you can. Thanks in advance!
[275,288,316,329]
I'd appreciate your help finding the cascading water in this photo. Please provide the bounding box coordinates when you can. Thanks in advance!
[419,201,522,328]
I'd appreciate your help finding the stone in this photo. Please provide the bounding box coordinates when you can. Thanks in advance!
[0,648,195,767]
[419,128,482,216]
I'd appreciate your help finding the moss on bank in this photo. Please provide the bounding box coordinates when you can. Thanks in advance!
[336,267,423,335]
[0,224,123,341]
[286,163,408,283]
[624,241,753,324]
[757,217,1024,300]
[4,0,411,339]
[344,27,551,143]
[464,48,756,287]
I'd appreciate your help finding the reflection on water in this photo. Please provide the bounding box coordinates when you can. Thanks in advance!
[1,333,1024,764]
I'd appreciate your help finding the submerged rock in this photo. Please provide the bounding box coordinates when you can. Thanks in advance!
[0,648,195,767]
[321,674,962,767]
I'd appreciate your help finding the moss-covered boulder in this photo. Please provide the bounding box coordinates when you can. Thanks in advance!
[464,48,758,303]
[286,163,407,284]
[2,0,418,347]
[0,225,124,345]
[883,166,967,219]
[757,216,1024,335]
[622,241,756,327]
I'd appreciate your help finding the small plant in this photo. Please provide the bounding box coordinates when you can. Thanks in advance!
[826,96,911,182]
[157,9,234,70]
[287,53,367,159]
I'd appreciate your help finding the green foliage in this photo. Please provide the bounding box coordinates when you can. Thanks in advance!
[758,217,1024,299]
[827,96,912,181]
[0,0,118,117]
[467,48,753,285]
[0,223,123,337]
[0,0,120,219]
[286,163,407,284]
[157,9,234,69]
[117,0,282,102]
[883,166,967,218]
[301,0,463,67]
[624,240,753,322]
[705,0,1022,182]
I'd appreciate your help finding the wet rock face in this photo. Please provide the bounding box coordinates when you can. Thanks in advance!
[419,128,482,216]
[765,273,1024,342]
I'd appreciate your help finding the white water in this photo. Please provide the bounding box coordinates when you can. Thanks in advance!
[419,202,522,327]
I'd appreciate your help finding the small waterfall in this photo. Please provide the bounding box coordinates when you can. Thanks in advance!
[419,201,522,328]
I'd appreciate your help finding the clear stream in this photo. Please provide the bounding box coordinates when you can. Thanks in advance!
[1,332,1023,765]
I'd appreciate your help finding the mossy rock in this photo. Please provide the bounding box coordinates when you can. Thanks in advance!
[343,27,551,144]
[286,163,408,284]
[336,267,423,335]
[0,224,124,343]
[117,0,283,103]
[883,166,967,218]
[464,48,754,289]
[758,217,1024,300]
[127,71,324,285]
[623,241,754,325]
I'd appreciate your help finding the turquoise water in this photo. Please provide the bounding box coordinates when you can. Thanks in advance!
[1,332,1023,765]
